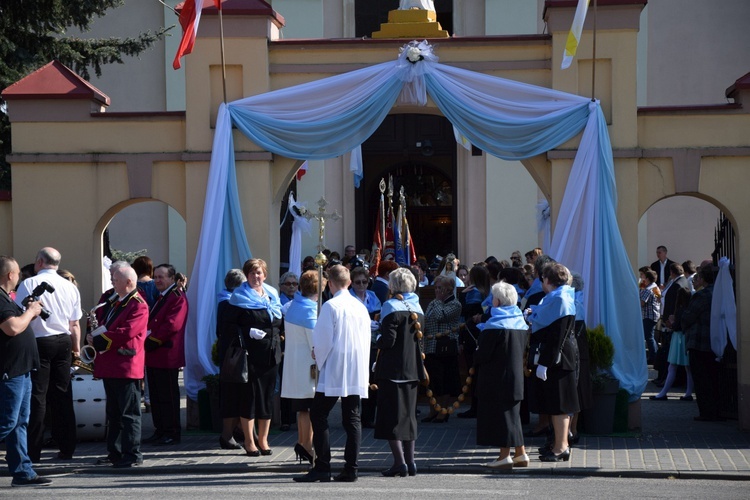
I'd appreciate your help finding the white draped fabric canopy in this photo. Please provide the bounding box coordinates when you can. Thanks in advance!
[184,41,647,402]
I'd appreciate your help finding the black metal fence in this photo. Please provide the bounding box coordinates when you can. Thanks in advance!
[713,212,738,419]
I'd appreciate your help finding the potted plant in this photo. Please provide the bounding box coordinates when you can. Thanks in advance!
[582,324,619,435]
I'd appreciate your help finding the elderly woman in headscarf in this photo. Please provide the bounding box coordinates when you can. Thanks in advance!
[475,281,530,469]
[218,258,282,456]
[374,268,426,478]
[527,263,579,462]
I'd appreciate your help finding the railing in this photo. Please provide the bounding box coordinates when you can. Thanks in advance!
[712,211,738,419]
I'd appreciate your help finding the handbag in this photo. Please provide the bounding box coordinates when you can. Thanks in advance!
[220,334,249,384]
[434,335,458,357]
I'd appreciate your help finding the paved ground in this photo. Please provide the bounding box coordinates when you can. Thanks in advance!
[17,372,750,480]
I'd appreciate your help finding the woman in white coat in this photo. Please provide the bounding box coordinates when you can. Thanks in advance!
[282,270,326,464]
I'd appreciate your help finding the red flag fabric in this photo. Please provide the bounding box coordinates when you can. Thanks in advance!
[383,206,396,262]
[296,161,308,181]
[370,215,382,277]
[173,0,221,70]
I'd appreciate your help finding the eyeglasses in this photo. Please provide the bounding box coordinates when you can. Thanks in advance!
[353,280,368,285]
[283,282,298,287]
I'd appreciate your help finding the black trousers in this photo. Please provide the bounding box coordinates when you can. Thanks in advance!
[146,367,181,439]
[311,392,361,473]
[104,378,142,463]
[29,334,76,461]
[688,348,721,419]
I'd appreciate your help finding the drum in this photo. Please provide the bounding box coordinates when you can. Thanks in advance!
[72,374,107,441]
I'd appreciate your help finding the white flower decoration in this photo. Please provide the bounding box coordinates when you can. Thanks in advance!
[406,46,422,63]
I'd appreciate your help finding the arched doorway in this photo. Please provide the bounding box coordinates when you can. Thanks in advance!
[638,195,738,419]
[101,200,187,294]
[356,114,456,261]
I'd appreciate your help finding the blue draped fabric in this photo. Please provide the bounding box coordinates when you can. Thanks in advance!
[184,104,252,399]
[184,42,647,402]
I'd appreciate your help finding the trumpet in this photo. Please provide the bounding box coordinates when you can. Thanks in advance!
[73,345,97,373]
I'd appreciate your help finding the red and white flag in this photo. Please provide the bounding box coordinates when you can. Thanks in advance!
[173,0,221,70]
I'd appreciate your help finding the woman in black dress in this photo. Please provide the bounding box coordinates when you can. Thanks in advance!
[475,281,530,469]
[374,268,426,477]
[218,258,282,456]
[528,263,579,462]
[216,268,246,450]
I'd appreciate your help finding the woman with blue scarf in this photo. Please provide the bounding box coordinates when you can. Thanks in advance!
[374,268,426,478]
[475,281,530,469]
[281,270,325,465]
[527,263,579,463]
[219,258,283,456]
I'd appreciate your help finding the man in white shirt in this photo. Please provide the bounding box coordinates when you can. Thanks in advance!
[294,265,371,483]
[15,247,82,462]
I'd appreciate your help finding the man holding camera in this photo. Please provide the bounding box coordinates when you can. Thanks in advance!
[0,256,52,487]
[15,247,82,462]
[91,266,149,467]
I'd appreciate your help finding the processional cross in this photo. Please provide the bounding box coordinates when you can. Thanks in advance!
[299,197,341,311]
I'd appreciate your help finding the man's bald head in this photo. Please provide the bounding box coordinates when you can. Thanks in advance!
[35,247,62,271]
[112,266,138,297]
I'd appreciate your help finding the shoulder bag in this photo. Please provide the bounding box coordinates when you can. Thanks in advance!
[220,332,249,384]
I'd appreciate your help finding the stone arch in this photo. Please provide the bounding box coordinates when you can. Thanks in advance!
[92,198,187,299]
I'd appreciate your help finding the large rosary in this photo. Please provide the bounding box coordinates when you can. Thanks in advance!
[370,294,475,416]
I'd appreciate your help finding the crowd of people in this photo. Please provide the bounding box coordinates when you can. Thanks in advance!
[640,246,723,421]
[0,241,726,487]
[0,247,189,487]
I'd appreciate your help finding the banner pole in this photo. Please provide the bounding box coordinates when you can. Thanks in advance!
[219,4,228,103]
[591,0,597,101]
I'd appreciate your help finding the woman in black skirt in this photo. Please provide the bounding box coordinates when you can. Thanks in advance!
[374,268,426,478]
[527,263,579,462]
[475,281,530,469]
[218,258,283,456]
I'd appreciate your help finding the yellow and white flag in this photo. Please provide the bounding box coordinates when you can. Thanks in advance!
[561,0,591,70]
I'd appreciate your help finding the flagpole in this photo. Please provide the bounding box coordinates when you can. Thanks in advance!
[591,0,597,101]
[218,3,228,103]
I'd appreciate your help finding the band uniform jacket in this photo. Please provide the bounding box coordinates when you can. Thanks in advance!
[146,285,188,369]
[93,291,149,379]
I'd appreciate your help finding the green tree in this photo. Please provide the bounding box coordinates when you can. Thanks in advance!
[0,0,172,190]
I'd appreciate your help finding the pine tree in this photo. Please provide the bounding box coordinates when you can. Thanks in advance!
[0,0,172,190]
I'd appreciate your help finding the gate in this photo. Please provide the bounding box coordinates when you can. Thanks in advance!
[713,212,738,419]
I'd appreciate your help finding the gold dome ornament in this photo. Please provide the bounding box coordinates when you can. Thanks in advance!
[314,252,327,267]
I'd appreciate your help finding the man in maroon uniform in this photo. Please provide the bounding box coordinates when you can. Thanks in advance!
[92,266,148,468]
[143,264,188,446]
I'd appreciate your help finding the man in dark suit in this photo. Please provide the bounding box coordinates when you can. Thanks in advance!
[653,263,689,385]
[91,266,149,468]
[143,264,188,446]
[650,245,675,289]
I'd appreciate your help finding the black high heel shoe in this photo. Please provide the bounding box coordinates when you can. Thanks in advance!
[243,446,260,457]
[219,436,242,450]
[539,448,571,462]
[294,443,314,464]
[259,448,273,456]
[407,463,417,477]
[382,464,408,477]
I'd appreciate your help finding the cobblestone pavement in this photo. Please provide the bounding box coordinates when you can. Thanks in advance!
[20,374,750,480]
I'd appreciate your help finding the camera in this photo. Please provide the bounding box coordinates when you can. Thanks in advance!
[22,282,55,320]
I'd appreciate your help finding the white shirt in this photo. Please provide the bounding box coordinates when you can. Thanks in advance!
[15,268,82,338]
[312,289,371,398]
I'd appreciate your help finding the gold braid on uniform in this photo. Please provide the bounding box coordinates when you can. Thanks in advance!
[370,294,475,416]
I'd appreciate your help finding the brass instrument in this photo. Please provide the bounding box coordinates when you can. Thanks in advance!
[73,345,97,373]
